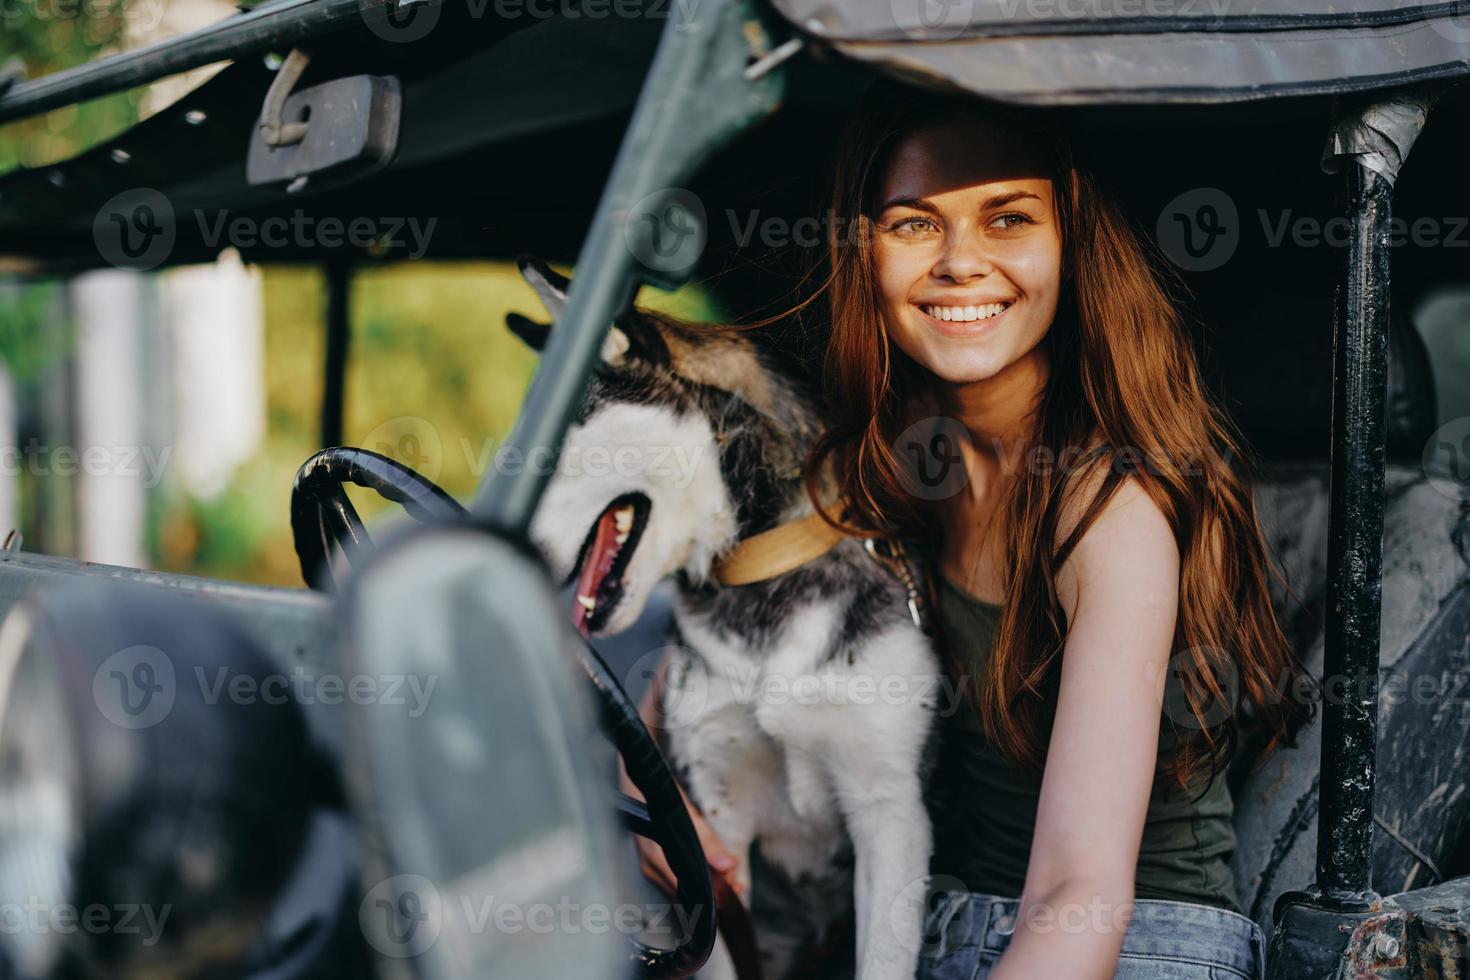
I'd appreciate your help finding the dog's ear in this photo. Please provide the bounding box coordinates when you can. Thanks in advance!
[612,312,670,369]
[505,312,550,351]
[506,311,635,365]
[516,253,569,319]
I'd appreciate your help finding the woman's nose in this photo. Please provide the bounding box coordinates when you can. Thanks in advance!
[930,229,995,282]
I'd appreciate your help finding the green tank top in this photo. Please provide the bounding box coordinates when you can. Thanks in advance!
[927,569,1243,915]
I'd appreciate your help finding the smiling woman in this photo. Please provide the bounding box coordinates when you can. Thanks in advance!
[787,80,1320,979]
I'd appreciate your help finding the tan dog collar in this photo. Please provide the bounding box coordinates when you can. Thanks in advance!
[710,499,850,586]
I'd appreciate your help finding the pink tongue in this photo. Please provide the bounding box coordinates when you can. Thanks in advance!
[572,506,623,638]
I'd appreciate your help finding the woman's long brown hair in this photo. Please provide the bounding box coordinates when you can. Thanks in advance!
[755,80,1318,793]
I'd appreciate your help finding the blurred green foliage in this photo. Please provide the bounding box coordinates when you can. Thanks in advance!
[0,0,141,171]
[0,281,72,384]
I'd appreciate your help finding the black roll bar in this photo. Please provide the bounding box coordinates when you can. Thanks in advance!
[1266,84,1443,978]
[1317,86,1442,907]
[467,0,793,538]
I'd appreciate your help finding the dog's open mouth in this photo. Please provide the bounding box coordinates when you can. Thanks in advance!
[568,492,652,637]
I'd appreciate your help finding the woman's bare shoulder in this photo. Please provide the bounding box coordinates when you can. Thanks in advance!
[1053,461,1179,627]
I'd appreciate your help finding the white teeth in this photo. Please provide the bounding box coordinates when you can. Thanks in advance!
[922,303,1009,323]
[615,532,629,544]
[576,594,597,611]
[613,506,633,532]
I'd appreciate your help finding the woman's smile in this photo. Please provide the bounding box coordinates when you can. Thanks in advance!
[915,299,1015,337]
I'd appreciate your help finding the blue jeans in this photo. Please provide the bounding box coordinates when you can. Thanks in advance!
[916,891,1267,979]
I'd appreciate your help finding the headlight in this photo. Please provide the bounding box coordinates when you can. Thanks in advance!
[0,581,317,979]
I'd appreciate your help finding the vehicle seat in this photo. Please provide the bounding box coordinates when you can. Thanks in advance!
[1228,301,1470,934]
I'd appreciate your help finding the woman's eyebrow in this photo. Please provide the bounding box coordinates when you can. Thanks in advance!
[983,190,1043,210]
[878,195,938,214]
[877,189,1043,213]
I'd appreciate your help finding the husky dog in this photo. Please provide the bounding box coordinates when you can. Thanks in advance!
[516,256,942,980]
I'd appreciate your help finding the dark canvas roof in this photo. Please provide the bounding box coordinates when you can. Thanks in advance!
[773,0,1470,104]
[0,9,667,271]
[777,0,1460,41]
[0,0,1468,273]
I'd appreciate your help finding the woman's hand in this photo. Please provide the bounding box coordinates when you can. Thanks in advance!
[619,759,741,897]
[620,653,742,898]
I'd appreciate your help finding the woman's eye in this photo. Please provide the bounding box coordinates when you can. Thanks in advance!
[885,216,939,237]
[990,212,1034,231]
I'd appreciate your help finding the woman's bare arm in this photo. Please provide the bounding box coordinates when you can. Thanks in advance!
[988,475,1180,980]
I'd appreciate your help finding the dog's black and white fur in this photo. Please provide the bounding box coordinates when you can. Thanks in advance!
[516,256,941,979]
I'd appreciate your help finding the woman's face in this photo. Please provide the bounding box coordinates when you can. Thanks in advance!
[872,116,1063,385]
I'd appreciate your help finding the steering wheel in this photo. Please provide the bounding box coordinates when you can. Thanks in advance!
[289,447,723,978]
[290,447,465,592]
